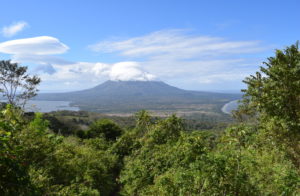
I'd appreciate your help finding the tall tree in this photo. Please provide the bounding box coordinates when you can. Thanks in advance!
[0,60,41,107]
[240,42,300,132]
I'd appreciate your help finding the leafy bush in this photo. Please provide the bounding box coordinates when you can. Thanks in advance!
[87,119,123,141]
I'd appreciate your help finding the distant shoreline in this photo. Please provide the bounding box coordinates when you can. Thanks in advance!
[221,100,239,114]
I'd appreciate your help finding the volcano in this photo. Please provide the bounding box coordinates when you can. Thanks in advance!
[36,80,241,113]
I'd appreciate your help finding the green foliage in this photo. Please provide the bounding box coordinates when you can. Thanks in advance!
[237,42,300,168]
[119,116,211,195]
[38,137,118,195]
[29,113,50,134]
[119,119,300,195]
[87,118,123,140]
[0,105,34,195]
[43,110,231,138]
[1,104,300,195]
[16,124,120,195]
[241,42,300,132]
[215,124,299,195]
[0,105,120,195]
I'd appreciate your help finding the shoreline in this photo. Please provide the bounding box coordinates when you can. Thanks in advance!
[221,100,239,114]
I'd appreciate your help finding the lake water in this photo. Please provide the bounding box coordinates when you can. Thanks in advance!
[3,100,80,113]
[221,100,239,114]
[25,100,80,112]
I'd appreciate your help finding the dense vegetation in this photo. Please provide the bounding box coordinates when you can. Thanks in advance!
[1,43,300,195]
[41,110,232,137]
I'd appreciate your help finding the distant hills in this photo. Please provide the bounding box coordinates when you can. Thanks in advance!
[36,80,241,114]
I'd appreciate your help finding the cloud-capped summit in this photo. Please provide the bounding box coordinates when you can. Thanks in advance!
[92,61,156,81]
[108,62,156,81]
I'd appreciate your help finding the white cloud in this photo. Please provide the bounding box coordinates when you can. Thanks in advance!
[0,36,77,89]
[0,36,69,55]
[92,63,110,76]
[2,21,28,37]
[108,62,156,81]
[35,61,157,91]
[43,61,154,82]
[0,30,268,91]
[88,29,267,89]
[89,29,263,59]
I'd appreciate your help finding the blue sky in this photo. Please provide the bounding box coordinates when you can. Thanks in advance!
[0,0,299,92]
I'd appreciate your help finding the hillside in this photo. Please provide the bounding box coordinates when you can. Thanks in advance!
[36,80,241,114]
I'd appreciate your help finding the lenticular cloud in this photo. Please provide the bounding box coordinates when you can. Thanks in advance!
[0,36,69,55]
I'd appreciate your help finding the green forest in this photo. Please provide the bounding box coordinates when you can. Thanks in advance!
[0,43,300,195]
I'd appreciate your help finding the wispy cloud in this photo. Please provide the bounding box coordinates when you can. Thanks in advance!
[0,30,269,91]
[89,29,264,59]
[88,29,267,90]
[2,21,28,37]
